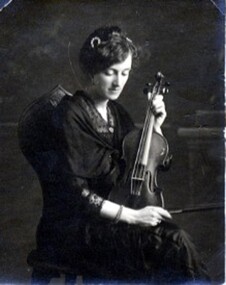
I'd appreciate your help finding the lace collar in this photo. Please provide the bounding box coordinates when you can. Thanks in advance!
[79,93,115,136]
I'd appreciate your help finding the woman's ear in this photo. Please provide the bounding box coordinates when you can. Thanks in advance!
[92,74,100,87]
[82,73,93,89]
[90,74,94,85]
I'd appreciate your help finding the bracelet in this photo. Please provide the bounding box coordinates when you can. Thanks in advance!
[114,205,123,223]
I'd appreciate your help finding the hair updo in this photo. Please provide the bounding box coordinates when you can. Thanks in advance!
[79,26,137,77]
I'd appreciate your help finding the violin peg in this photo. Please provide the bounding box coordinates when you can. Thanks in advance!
[162,81,170,94]
[155,72,164,81]
[163,87,170,94]
[143,83,152,95]
[165,81,170,87]
[143,87,149,95]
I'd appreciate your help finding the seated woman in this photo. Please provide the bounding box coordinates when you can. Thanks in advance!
[20,26,210,284]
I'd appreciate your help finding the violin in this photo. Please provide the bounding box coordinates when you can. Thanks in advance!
[109,72,171,209]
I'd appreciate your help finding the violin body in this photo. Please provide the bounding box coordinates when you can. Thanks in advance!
[109,72,171,209]
[109,128,170,209]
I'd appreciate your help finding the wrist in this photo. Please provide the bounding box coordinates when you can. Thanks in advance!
[100,200,138,225]
[120,206,137,224]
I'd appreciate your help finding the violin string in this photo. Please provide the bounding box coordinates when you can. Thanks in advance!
[132,78,160,195]
[135,102,153,195]
[138,82,157,183]
[132,75,165,196]
[131,103,150,194]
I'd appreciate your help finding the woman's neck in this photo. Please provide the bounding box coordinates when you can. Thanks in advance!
[95,100,108,122]
[85,88,109,121]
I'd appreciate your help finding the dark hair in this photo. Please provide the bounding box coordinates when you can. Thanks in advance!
[79,26,137,76]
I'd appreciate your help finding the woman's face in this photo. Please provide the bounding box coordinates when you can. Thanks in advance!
[92,52,132,101]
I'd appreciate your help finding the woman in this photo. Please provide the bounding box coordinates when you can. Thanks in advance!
[23,26,209,283]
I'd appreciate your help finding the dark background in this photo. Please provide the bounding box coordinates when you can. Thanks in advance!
[0,0,224,284]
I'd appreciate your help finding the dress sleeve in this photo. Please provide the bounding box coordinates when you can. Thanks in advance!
[81,187,105,213]
[70,176,105,215]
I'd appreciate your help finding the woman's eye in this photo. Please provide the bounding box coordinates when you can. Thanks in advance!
[104,70,114,76]
[122,71,130,76]
[104,70,130,76]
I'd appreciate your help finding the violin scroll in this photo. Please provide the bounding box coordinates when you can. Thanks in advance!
[143,72,170,100]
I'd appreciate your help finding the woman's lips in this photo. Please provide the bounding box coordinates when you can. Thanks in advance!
[109,88,121,93]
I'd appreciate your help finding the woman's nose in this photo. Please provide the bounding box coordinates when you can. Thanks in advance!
[113,74,122,86]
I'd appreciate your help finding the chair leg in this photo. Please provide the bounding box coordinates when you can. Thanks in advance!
[65,273,78,285]
[76,275,83,285]
[31,268,59,285]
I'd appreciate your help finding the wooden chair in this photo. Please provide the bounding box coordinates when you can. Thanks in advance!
[18,86,80,284]
[27,250,80,285]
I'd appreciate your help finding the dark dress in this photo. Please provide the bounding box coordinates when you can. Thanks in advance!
[19,88,210,284]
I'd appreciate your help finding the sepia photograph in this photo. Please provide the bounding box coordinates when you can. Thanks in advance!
[0,0,224,284]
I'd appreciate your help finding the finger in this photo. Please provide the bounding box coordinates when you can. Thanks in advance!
[154,207,172,219]
[152,211,168,222]
[152,100,164,109]
[151,212,162,220]
[151,220,158,227]
[153,95,164,101]
[155,103,165,110]
[151,103,166,116]
[151,108,165,118]
[147,206,172,219]
[155,108,166,117]
[151,218,161,227]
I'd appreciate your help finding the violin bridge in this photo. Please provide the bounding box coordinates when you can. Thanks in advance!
[131,177,144,196]
[131,163,146,195]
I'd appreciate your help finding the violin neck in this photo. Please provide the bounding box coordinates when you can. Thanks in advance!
[130,102,155,196]
[139,105,155,166]
[135,102,155,168]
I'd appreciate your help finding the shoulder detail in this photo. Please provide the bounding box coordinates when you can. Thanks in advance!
[47,85,73,107]
[18,85,73,132]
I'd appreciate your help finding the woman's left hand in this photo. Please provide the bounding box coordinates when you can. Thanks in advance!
[151,94,167,134]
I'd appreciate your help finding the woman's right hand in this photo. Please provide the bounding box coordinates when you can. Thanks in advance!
[132,206,172,227]
[100,200,172,227]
